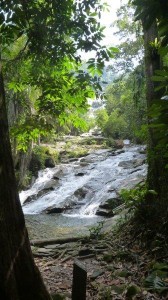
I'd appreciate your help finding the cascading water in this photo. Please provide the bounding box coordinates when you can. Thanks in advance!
[21,145,147,220]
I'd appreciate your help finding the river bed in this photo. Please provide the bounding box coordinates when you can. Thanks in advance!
[21,144,147,239]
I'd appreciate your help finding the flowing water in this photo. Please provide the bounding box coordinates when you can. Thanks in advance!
[20,145,147,239]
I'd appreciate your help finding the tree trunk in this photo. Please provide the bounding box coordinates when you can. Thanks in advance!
[18,141,33,188]
[0,64,51,299]
[143,21,168,210]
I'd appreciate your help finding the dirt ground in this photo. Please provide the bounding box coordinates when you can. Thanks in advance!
[34,223,168,300]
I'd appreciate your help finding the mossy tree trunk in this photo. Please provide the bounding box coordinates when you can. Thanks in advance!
[0,64,51,299]
[143,21,168,215]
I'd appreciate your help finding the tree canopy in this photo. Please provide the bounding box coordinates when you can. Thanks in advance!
[0,0,117,150]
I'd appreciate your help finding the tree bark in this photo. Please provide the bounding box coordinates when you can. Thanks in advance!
[0,63,51,299]
[143,21,168,209]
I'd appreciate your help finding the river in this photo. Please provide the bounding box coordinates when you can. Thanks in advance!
[20,144,147,239]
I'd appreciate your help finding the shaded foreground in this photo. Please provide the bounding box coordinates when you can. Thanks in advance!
[32,219,168,300]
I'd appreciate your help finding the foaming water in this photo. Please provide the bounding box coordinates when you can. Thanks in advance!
[21,145,147,219]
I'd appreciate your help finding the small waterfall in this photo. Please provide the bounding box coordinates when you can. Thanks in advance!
[20,145,147,220]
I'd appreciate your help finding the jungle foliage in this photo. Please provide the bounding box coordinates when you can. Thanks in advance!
[95,3,147,142]
[1,0,117,151]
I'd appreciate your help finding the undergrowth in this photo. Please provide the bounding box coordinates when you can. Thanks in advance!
[119,185,168,256]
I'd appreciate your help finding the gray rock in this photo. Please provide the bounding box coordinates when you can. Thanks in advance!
[52,169,64,179]
[23,195,35,205]
[69,158,78,162]
[99,196,122,210]
[119,158,146,169]
[42,179,58,190]
[133,158,146,168]
[96,208,114,217]
[118,160,134,168]
[115,149,125,155]
[74,187,89,199]
[90,269,104,279]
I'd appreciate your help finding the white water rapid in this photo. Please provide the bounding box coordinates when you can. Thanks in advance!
[20,145,147,219]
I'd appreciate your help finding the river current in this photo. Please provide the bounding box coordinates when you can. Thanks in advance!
[20,144,147,238]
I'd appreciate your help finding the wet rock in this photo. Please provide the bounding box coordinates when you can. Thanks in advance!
[115,149,125,155]
[80,157,93,164]
[130,168,142,174]
[74,187,89,199]
[139,149,146,154]
[118,161,134,168]
[45,207,64,214]
[119,158,146,169]
[99,197,123,210]
[42,179,58,190]
[45,157,55,168]
[109,151,116,156]
[75,172,86,177]
[23,195,35,205]
[96,208,114,217]
[133,158,146,168]
[52,168,64,179]
[107,188,115,192]
[69,158,78,162]
[53,176,60,180]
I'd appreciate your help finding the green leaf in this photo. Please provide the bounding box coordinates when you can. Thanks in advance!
[144,274,168,293]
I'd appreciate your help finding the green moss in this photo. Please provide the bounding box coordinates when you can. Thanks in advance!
[78,137,97,145]
[67,149,88,158]
[33,145,59,165]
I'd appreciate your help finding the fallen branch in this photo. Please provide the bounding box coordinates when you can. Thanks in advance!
[30,236,86,247]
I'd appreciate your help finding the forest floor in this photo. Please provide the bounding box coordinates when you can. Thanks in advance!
[33,218,168,300]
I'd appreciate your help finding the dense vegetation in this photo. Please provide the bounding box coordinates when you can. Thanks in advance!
[94,3,147,142]
[0,0,168,298]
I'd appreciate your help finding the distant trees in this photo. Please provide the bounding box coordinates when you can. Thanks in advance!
[94,2,147,142]
[95,67,147,141]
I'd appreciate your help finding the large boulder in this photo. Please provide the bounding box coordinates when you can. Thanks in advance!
[96,208,114,217]
[52,168,64,180]
[99,196,123,211]
[74,187,89,200]
[42,179,58,190]
[23,179,59,205]
[118,158,146,169]
[114,139,124,149]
